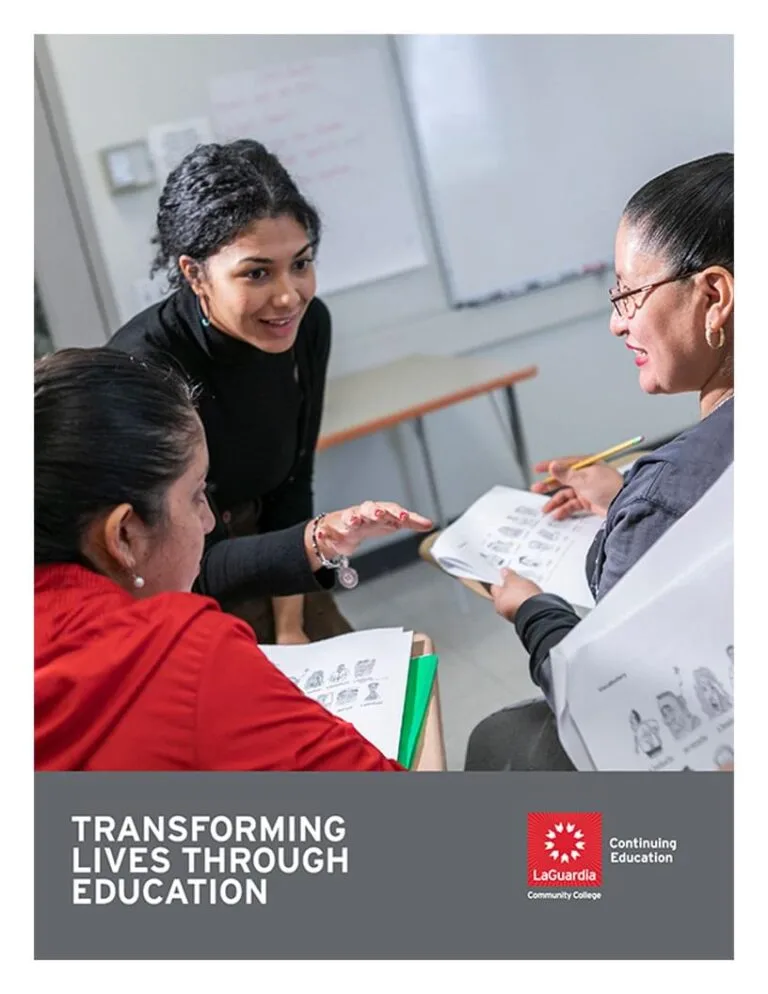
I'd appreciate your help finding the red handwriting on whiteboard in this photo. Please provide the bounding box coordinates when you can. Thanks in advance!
[278,81,314,99]
[315,121,344,136]
[316,165,353,182]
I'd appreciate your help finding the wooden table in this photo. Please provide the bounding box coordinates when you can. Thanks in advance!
[318,354,538,528]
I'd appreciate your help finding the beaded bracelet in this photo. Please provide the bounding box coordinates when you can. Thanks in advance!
[310,513,359,589]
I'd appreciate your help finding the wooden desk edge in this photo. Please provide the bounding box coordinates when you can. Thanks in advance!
[318,364,538,451]
[409,632,447,771]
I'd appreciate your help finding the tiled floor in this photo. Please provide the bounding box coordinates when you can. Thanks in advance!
[335,559,543,770]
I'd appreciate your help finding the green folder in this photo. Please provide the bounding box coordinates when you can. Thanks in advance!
[397,653,439,769]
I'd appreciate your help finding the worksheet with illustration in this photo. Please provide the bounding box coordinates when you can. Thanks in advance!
[261,628,414,758]
[550,466,734,772]
[431,486,603,610]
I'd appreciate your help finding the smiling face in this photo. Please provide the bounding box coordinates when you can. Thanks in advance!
[180,215,317,354]
[609,218,731,396]
[659,696,688,736]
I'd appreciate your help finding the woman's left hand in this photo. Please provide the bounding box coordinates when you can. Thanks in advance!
[490,568,543,622]
[318,501,433,558]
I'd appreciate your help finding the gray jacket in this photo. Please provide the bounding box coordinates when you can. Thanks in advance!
[587,397,734,599]
[518,398,734,707]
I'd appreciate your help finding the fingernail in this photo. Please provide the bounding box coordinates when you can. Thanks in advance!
[375,509,384,518]
[399,511,408,521]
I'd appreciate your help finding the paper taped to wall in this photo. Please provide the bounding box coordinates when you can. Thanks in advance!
[147,117,214,183]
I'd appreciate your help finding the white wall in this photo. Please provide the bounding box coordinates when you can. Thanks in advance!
[396,34,733,305]
[40,34,699,545]
[34,61,113,348]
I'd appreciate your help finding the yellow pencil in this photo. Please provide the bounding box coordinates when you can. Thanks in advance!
[539,435,645,488]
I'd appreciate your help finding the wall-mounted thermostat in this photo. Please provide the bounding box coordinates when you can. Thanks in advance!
[100,141,156,194]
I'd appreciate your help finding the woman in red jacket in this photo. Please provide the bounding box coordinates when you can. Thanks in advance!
[34,349,437,772]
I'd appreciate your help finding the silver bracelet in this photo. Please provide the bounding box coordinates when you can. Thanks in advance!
[311,513,359,589]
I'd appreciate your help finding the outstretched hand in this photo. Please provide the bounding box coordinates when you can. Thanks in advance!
[318,501,433,558]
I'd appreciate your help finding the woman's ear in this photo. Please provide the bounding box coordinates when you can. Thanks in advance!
[702,266,734,332]
[102,503,151,574]
[178,255,204,293]
[81,503,150,586]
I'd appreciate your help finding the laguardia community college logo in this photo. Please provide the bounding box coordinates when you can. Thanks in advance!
[527,812,602,887]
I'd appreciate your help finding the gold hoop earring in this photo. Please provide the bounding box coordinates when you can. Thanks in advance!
[705,324,726,350]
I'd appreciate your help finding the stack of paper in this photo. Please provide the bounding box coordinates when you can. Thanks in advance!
[431,486,603,610]
[260,629,438,768]
[550,466,733,772]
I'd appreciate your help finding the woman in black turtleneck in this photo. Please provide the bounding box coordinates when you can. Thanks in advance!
[108,140,431,643]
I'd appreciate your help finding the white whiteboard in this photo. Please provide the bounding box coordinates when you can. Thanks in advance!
[396,35,733,306]
[209,47,428,296]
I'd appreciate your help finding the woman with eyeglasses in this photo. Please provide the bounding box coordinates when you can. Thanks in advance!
[464,152,734,772]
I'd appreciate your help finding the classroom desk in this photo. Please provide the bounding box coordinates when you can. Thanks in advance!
[318,354,539,528]
[417,450,651,601]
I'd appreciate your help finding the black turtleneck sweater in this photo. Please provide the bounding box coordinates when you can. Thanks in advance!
[107,286,335,601]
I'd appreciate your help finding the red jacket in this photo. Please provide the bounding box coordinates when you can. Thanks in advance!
[35,564,403,772]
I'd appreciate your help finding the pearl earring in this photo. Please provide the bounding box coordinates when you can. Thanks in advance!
[133,575,145,589]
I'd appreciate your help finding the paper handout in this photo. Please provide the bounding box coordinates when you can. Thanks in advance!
[260,628,416,760]
[431,486,602,609]
[550,465,733,772]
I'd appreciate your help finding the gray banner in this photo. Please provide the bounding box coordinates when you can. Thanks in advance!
[35,772,733,959]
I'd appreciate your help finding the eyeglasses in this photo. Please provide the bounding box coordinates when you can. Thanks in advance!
[609,272,697,319]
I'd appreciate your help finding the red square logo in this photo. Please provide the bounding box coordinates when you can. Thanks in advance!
[527,812,602,887]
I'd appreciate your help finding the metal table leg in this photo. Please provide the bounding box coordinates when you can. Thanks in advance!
[412,415,470,613]
[503,384,533,489]
[388,423,419,513]
[412,415,447,530]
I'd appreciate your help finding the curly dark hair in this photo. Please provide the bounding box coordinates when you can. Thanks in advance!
[150,139,322,289]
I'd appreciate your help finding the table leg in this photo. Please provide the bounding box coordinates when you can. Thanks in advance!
[413,418,471,617]
[503,384,533,489]
[388,423,419,513]
[412,415,446,530]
